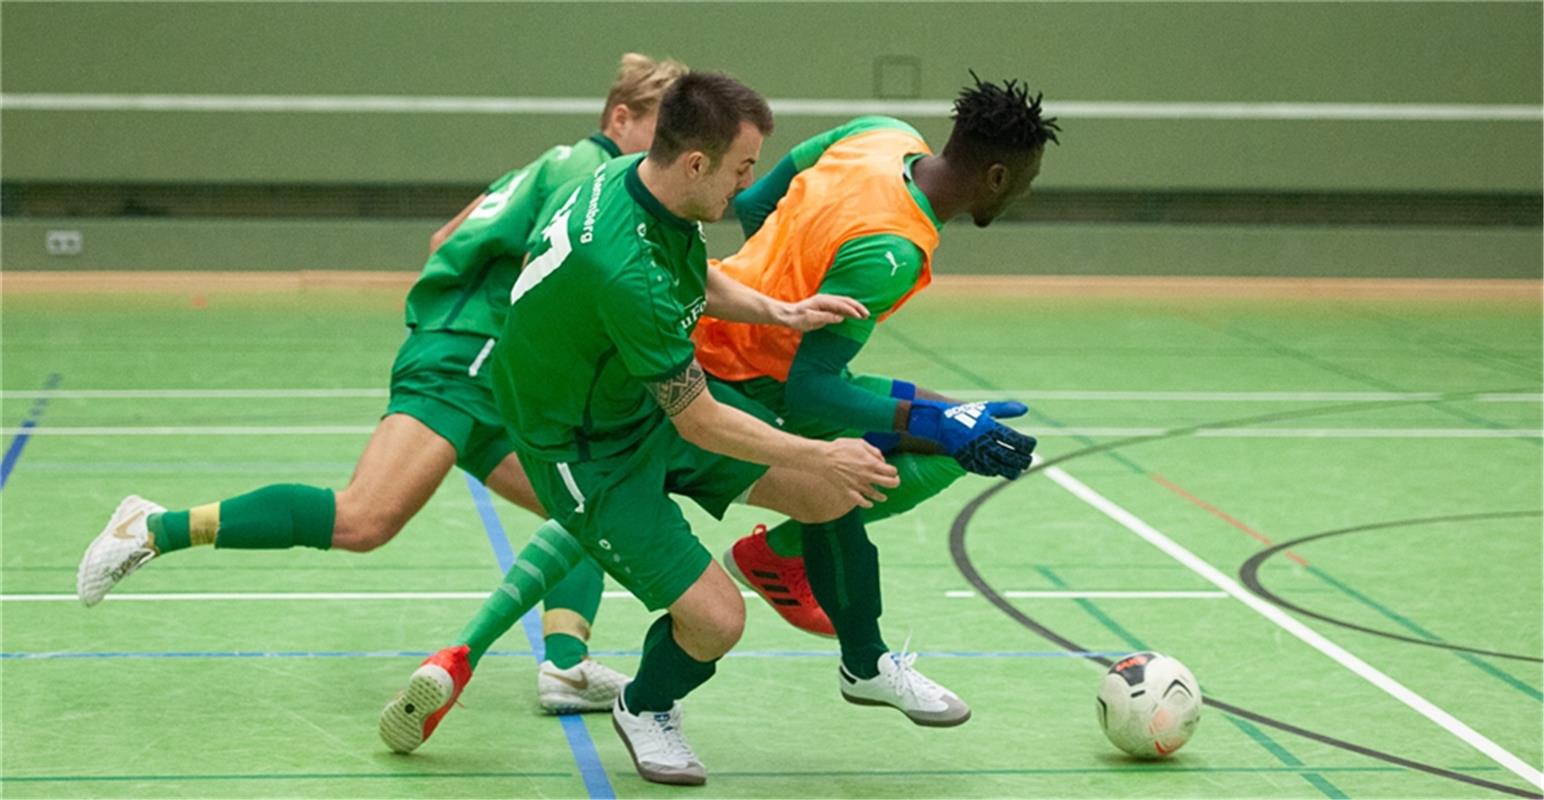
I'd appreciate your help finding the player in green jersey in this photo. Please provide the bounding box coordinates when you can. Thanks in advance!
[378,72,900,786]
[75,54,686,713]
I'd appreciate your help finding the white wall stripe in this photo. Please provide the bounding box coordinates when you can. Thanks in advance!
[4,388,1535,403]
[1,94,1538,122]
[7,425,1536,439]
[1041,463,1544,791]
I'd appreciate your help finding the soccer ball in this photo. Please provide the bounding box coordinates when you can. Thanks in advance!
[1096,651,1202,758]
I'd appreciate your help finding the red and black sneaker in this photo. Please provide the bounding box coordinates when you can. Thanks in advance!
[379,644,473,754]
[722,524,835,638]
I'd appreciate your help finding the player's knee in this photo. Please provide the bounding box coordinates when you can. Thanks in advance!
[331,493,409,552]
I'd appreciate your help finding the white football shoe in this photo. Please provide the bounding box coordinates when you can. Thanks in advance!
[611,696,706,786]
[77,495,165,606]
[537,658,630,714]
[839,647,972,727]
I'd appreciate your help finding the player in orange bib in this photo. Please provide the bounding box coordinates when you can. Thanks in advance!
[696,74,1058,726]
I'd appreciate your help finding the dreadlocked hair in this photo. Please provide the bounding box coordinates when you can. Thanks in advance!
[945,71,1060,165]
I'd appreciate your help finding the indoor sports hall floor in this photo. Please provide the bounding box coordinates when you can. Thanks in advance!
[2,274,1541,799]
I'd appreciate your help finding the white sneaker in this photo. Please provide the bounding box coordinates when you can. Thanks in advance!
[839,649,972,727]
[77,496,165,607]
[537,658,629,714]
[611,696,706,786]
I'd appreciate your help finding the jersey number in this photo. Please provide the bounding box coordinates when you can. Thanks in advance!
[509,187,581,305]
[469,172,529,221]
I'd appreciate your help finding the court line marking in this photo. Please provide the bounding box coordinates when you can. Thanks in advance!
[0,590,1222,602]
[1042,463,1544,792]
[0,373,61,489]
[4,388,1537,402]
[946,590,1228,599]
[0,649,1125,661]
[7,425,1538,439]
[461,473,613,800]
[3,94,1539,121]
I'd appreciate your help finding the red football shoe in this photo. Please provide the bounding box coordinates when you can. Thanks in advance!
[723,524,835,638]
[379,644,473,754]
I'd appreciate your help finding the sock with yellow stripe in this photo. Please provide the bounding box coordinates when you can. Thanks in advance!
[146,484,335,553]
[456,519,585,669]
[541,554,605,669]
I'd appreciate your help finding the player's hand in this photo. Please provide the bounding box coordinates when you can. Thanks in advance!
[905,400,1038,479]
[815,437,900,508]
[775,294,869,332]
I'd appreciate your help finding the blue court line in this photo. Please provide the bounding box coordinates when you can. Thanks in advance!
[1,373,61,489]
[463,473,615,800]
[0,649,1126,661]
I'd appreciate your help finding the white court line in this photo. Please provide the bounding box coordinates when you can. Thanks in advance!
[1041,463,1544,791]
[6,590,1223,602]
[0,591,755,602]
[2,94,1539,121]
[946,590,1228,599]
[3,388,1537,403]
[7,425,1538,439]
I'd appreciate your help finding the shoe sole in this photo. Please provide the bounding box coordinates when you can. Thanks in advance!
[540,696,615,715]
[720,543,836,640]
[379,666,453,754]
[611,715,706,786]
[841,691,973,728]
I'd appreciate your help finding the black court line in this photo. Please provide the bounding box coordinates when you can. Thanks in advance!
[949,483,1541,799]
[1240,511,1544,663]
[946,389,1544,799]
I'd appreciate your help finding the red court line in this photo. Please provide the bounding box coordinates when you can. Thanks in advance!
[1150,473,1309,566]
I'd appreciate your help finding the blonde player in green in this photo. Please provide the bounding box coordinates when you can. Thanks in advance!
[75,54,686,714]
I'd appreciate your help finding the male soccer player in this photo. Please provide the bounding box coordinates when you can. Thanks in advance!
[74,54,688,713]
[377,72,900,786]
[697,74,1059,725]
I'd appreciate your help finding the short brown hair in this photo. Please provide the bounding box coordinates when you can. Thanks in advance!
[647,72,774,166]
[600,53,687,127]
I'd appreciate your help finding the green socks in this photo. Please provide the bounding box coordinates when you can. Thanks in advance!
[541,555,606,668]
[765,453,967,557]
[456,520,585,669]
[802,508,887,679]
[622,614,718,713]
[146,484,335,553]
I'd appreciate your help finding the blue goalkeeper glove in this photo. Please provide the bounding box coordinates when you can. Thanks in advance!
[906,398,1038,479]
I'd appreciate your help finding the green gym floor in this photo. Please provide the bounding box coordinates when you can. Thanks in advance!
[2,275,1541,799]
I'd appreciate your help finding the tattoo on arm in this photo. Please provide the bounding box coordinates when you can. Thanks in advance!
[647,360,708,417]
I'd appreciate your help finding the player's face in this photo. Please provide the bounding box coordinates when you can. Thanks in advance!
[694,122,764,222]
[971,147,1043,228]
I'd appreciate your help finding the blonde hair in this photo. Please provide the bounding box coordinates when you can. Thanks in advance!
[601,53,688,126]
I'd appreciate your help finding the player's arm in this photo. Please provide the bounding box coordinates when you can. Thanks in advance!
[704,268,868,331]
[647,360,897,507]
[430,193,487,253]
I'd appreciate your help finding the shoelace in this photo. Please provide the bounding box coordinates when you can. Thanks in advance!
[886,636,945,704]
[648,712,697,764]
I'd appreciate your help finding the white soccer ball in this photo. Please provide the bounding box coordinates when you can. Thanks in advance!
[1096,651,1202,758]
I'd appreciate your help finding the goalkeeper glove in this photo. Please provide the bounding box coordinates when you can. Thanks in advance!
[906,399,1038,479]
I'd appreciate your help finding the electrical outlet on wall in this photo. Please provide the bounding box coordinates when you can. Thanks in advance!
[45,229,83,256]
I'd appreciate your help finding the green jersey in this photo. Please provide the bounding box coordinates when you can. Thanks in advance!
[403,133,623,338]
[490,155,709,463]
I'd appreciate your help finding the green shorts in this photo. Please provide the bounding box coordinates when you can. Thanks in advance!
[519,380,776,610]
[385,330,515,481]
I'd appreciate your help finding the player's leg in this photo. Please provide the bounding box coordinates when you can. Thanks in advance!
[76,412,456,605]
[745,466,971,727]
[479,448,624,713]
